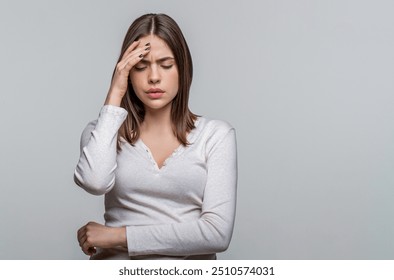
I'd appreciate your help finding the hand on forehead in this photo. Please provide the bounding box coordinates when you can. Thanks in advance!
[138,35,174,63]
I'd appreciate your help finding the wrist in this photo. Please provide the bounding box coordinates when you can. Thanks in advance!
[104,90,124,106]
[113,227,127,247]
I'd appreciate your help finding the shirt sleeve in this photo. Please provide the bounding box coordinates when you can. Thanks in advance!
[125,127,238,256]
[74,105,128,195]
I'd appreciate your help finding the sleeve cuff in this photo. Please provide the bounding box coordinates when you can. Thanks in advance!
[100,104,128,118]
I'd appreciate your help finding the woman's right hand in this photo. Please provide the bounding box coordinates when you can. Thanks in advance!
[104,40,151,106]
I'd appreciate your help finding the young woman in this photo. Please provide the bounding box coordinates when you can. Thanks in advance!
[74,13,237,260]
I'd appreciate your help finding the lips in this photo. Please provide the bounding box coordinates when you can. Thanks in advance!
[146,88,164,99]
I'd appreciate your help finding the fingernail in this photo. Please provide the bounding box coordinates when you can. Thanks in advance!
[145,42,150,46]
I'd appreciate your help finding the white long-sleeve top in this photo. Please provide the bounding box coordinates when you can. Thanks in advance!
[74,105,237,260]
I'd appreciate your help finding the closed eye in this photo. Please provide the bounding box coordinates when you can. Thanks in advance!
[161,65,173,69]
[134,65,147,71]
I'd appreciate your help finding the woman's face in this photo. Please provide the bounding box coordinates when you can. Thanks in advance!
[129,35,179,112]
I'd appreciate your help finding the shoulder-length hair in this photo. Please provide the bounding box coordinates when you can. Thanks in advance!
[115,13,198,150]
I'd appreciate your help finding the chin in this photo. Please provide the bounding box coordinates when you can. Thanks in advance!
[143,101,172,111]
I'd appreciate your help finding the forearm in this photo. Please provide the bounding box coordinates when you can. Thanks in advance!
[126,214,235,256]
[74,105,128,195]
[104,89,123,107]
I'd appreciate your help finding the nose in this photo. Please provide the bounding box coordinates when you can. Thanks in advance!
[148,65,160,85]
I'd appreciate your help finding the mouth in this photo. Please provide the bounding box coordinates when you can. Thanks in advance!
[146,88,164,99]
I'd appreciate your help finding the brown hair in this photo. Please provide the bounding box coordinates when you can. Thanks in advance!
[116,13,198,150]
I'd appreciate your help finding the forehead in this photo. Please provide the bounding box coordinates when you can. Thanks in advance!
[139,35,174,60]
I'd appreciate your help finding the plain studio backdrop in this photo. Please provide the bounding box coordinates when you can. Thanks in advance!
[0,0,393,259]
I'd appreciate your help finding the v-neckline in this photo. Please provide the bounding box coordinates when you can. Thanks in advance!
[137,139,183,171]
[135,117,202,171]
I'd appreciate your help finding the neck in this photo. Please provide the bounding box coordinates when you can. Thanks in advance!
[141,105,173,134]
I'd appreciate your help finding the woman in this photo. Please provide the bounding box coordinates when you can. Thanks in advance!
[74,13,237,260]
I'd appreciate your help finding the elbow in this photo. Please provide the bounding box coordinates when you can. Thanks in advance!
[73,169,114,196]
[211,234,232,253]
[202,219,234,253]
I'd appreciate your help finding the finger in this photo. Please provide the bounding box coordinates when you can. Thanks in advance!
[88,247,97,256]
[82,247,91,256]
[81,239,93,255]
[77,226,87,242]
[121,41,150,61]
[77,225,86,236]
[121,40,140,60]
[78,234,87,247]
[118,46,151,73]
[119,47,150,70]
[122,43,151,62]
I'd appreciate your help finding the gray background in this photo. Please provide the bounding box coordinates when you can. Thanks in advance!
[1,0,393,259]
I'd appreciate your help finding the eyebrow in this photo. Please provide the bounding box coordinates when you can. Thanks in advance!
[140,56,175,64]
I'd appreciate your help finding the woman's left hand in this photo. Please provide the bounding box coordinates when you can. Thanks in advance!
[77,221,126,256]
